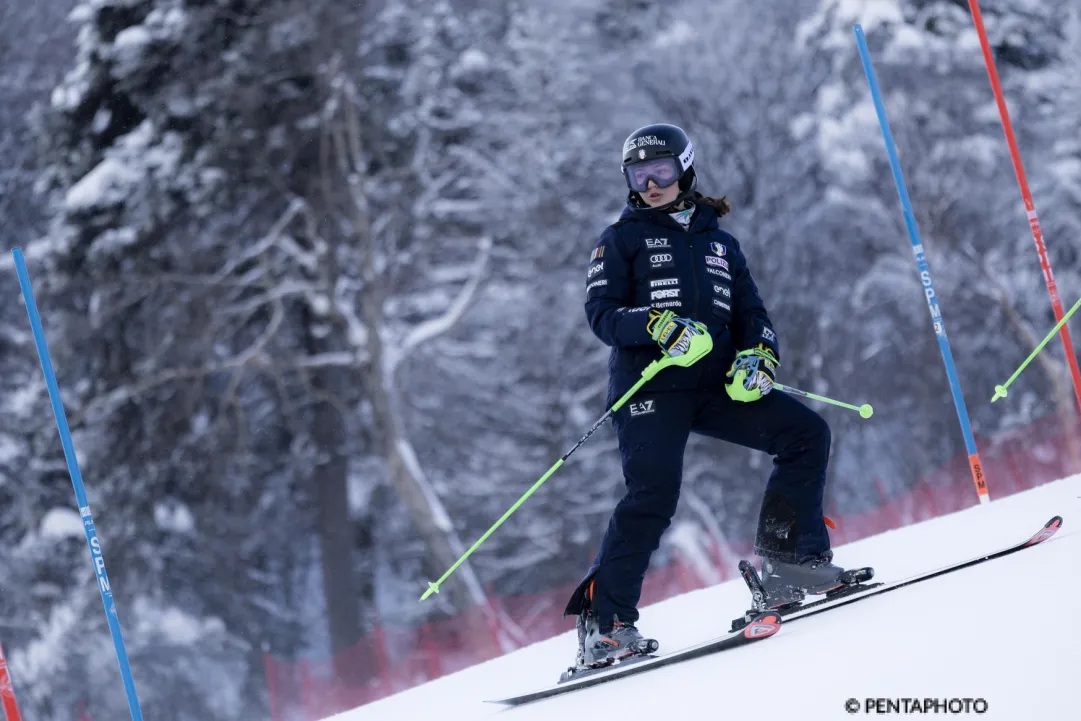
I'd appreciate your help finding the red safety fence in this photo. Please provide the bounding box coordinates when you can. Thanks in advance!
[265,412,1078,721]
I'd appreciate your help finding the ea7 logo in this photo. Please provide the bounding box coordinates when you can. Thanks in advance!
[645,238,670,249]
[629,400,656,417]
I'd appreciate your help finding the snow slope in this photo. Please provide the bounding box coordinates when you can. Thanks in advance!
[331,475,1081,721]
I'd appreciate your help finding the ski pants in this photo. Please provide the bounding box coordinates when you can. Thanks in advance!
[566,386,832,630]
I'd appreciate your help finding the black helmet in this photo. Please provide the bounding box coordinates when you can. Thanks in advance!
[620,123,698,210]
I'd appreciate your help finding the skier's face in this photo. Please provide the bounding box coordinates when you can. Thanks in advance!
[640,178,680,208]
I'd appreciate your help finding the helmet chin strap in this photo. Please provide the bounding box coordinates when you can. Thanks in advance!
[630,190,694,213]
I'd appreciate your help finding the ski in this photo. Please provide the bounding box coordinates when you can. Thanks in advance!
[730,514,1063,632]
[485,611,782,707]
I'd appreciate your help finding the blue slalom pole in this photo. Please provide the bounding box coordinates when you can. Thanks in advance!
[853,25,990,505]
[11,248,145,719]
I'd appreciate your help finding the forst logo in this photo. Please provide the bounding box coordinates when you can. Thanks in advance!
[651,288,680,300]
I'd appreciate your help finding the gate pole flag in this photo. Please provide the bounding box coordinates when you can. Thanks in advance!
[852,26,990,505]
[11,248,145,720]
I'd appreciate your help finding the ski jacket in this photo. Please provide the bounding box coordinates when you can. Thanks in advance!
[584,196,779,403]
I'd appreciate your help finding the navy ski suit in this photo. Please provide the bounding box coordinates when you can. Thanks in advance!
[566,197,833,630]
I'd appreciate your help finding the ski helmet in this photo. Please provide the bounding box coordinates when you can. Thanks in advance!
[620,123,698,210]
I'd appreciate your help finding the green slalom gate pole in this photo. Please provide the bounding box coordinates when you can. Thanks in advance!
[993,296,1081,402]
[774,384,874,419]
[419,325,714,601]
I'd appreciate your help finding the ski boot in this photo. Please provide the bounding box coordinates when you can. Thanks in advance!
[729,551,876,632]
[558,612,659,683]
[760,550,847,608]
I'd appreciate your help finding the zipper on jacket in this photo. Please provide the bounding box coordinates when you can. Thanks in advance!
[686,227,700,323]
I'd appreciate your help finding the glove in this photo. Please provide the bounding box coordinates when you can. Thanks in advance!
[725,343,779,403]
[646,309,704,358]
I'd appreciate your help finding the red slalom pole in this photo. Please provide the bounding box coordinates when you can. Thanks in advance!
[967,0,1081,419]
[0,639,24,721]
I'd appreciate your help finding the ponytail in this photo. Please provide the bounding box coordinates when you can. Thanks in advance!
[695,193,732,217]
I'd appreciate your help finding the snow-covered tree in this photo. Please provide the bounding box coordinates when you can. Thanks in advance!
[25,0,360,715]
[795,0,1081,503]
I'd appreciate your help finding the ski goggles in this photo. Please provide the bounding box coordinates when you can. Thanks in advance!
[624,156,681,192]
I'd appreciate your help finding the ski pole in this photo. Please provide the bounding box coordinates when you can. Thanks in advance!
[774,384,873,419]
[419,323,713,601]
[992,296,1081,402]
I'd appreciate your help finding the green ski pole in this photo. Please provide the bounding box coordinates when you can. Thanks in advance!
[992,296,1081,402]
[774,383,874,419]
[419,324,713,601]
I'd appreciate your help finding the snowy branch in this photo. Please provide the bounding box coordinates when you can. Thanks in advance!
[73,349,369,425]
[390,235,492,374]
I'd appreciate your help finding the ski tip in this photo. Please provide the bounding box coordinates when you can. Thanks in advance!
[1024,515,1063,547]
[742,612,782,640]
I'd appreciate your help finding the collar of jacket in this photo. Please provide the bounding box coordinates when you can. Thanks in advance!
[619,195,718,234]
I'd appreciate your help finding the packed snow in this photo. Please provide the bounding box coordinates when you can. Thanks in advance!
[328,474,1081,721]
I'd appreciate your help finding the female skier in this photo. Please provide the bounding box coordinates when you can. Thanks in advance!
[564,123,851,673]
